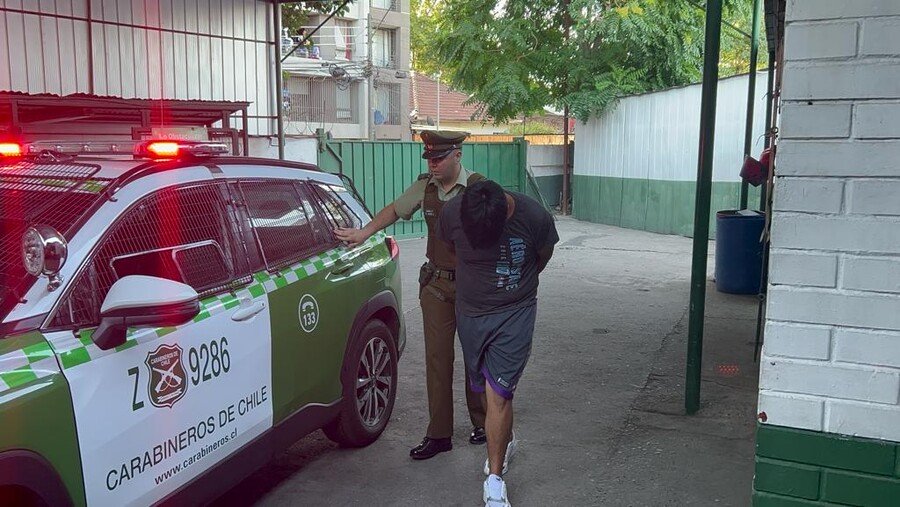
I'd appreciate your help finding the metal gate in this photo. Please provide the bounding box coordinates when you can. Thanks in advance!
[317,135,529,239]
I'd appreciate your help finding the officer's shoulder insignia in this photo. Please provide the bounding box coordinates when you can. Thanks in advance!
[417,173,431,181]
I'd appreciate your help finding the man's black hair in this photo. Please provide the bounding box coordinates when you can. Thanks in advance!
[461,180,507,249]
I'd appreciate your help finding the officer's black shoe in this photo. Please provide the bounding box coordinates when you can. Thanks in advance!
[469,426,487,445]
[409,437,452,460]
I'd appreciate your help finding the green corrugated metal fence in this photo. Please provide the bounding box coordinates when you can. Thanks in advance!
[317,135,529,239]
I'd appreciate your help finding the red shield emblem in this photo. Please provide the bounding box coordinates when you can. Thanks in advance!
[145,344,188,408]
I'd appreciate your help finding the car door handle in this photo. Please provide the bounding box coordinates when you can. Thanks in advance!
[331,259,354,275]
[231,301,266,322]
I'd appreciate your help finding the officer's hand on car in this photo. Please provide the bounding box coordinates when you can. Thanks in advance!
[335,227,368,247]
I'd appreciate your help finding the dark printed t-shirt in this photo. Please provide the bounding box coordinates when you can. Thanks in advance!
[438,191,559,316]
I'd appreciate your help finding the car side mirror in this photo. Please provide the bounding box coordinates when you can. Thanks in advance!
[92,275,201,350]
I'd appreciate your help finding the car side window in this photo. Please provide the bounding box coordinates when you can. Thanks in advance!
[238,180,336,272]
[308,182,364,230]
[51,182,250,329]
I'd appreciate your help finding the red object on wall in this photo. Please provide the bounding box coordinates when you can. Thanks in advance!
[740,147,774,187]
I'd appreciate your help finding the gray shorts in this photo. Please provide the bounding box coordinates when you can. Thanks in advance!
[456,302,536,400]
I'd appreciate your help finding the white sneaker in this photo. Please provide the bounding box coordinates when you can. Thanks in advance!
[483,431,517,475]
[483,474,512,507]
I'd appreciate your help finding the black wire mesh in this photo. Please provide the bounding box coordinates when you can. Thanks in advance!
[52,182,251,328]
[0,161,112,316]
[239,181,334,272]
[173,242,234,289]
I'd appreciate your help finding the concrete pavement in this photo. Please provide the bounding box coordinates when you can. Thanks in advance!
[212,217,761,506]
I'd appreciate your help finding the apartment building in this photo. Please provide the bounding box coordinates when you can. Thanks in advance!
[281,0,411,140]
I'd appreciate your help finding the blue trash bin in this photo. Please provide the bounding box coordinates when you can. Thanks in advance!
[715,210,766,294]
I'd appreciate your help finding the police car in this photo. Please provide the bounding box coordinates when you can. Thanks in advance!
[0,140,404,506]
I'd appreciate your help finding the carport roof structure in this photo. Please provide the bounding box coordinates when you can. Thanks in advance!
[0,92,250,130]
[0,92,252,155]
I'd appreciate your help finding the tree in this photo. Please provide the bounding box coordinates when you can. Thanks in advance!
[416,0,765,124]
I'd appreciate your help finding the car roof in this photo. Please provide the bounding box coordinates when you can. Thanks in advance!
[49,156,325,179]
[0,155,338,188]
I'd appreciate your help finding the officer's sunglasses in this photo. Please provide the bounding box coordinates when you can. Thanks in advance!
[428,150,456,163]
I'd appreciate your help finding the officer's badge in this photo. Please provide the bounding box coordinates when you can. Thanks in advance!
[146,344,188,408]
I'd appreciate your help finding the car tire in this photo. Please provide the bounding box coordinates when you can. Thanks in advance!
[0,486,46,507]
[323,319,398,447]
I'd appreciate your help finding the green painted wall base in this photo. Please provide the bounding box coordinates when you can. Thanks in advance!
[572,175,762,238]
[754,424,900,506]
[534,175,563,207]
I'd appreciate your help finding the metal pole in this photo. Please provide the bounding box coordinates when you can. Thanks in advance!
[274,2,285,160]
[685,0,723,416]
[739,0,760,210]
[367,0,375,140]
[561,0,571,215]
[760,50,776,209]
[562,106,570,214]
[436,72,441,129]
[242,108,250,157]
[86,1,95,95]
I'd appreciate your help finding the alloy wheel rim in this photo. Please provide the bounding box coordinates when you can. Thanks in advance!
[356,336,392,427]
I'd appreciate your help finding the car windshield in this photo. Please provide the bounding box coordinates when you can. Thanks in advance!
[0,161,113,324]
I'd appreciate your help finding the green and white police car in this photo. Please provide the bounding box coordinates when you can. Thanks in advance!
[0,140,404,506]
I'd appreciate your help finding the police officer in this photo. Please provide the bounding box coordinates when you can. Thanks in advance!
[334,130,487,460]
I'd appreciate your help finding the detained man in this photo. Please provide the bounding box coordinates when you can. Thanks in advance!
[437,180,558,507]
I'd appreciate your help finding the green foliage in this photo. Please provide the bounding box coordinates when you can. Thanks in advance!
[415,0,767,123]
[411,0,444,76]
[506,121,559,135]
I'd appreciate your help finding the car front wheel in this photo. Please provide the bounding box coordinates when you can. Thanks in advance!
[323,319,398,447]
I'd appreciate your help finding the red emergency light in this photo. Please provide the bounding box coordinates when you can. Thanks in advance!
[145,141,181,159]
[0,142,23,157]
[136,140,229,160]
[0,140,229,160]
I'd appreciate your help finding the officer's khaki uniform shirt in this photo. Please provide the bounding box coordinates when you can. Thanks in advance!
[393,166,474,220]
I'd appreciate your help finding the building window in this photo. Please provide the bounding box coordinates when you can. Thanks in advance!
[285,76,359,125]
[372,0,399,11]
[372,29,396,69]
[374,82,401,125]
[335,21,354,61]
[336,83,355,121]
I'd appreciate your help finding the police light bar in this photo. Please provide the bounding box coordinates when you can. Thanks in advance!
[22,141,133,155]
[0,140,230,161]
[136,140,230,160]
[0,142,23,157]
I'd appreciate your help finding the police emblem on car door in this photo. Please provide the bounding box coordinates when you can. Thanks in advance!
[146,344,188,408]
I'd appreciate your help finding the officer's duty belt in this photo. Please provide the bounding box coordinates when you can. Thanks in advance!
[434,268,456,281]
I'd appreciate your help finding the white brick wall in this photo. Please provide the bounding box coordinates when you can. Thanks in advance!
[789,0,900,20]
[846,180,900,215]
[776,140,900,176]
[860,18,900,56]
[842,257,900,293]
[780,104,852,138]
[854,103,900,139]
[768,251,837,287]
[773,178,844,213]
[760,1,900,442]
[763,322,832,359]
[785,22,858,61]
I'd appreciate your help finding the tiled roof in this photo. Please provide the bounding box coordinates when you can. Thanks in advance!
[410,72,485,122]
